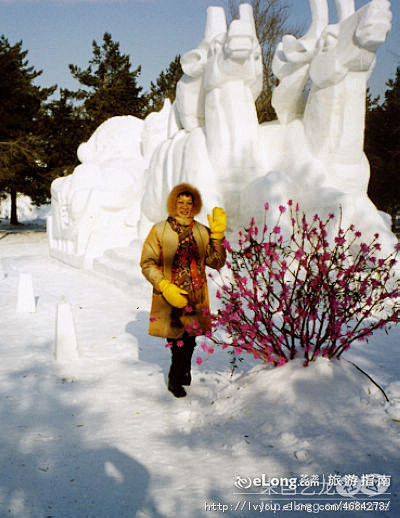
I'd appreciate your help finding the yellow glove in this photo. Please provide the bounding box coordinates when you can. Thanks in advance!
[207,207,226,239]
[158,279,188,308]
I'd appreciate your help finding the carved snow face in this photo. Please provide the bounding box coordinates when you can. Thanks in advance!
[176,194,194,219]
[317,26,339,54]
[226,20,256,62]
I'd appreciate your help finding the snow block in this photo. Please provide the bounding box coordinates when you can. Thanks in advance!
[55,302,80,362]
[16,273,36,313]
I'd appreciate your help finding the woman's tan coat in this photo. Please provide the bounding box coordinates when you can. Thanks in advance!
[140,219,226,339]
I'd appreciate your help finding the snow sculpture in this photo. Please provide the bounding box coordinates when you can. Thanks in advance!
[48,116,146,268]
[140,3,263,226]
[55,302,79,362]
[243,0,397,255]
[48,103,172,268]
[48,0,397,272]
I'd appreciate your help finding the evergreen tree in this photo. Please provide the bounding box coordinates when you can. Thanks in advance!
[366,68,400,220]
[145,55,183,115]
[68,32,147,138]
[39,89,86,180]
[0,35,55,223]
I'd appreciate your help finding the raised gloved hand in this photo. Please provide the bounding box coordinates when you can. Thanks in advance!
[158,279,188,308]
[207,207,226,240]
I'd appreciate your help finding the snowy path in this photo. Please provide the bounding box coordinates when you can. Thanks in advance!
[0,233,399,517]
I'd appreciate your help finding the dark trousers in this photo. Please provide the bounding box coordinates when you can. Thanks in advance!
[167,333,196,385]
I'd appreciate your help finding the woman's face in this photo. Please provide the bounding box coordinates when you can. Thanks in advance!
[176,194,193,219]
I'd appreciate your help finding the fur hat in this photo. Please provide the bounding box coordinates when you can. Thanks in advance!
[167,183,202,217]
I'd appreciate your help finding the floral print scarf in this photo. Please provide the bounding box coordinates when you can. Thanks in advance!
[168,217,206,294]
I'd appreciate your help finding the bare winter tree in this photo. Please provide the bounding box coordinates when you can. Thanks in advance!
[228,0,299,122]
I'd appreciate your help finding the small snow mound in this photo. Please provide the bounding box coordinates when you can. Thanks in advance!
[210,357,389,439]
[387,380,400,399]
[231,358,378,409]
[280,432,297,444]
[385,400,400,421]
[294,449,309,462]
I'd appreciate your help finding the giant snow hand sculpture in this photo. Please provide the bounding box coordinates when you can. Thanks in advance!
[271,0,329,124]
[304,0,392,165]
[203,4,263,174]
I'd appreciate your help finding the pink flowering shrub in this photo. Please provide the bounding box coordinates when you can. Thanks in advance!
[194,201,400,367]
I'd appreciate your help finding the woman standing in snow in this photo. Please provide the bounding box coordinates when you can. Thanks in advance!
[140,183,226,398]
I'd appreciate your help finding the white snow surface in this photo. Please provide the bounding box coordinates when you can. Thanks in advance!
[0,231,399,518]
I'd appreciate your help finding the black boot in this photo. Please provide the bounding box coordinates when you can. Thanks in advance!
[182,335,196,386]
[167,379,187,398]
[181,371,191,386]
[167,340,187,398]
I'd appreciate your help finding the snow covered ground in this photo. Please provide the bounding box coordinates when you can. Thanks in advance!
[0,230,399,518]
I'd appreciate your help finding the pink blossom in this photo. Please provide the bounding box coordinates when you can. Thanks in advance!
[150,317,157,323]
[201,307,210,317]
[177,340,184,348]
[204,203,399,369]
[255,266,266,274]
[195,357,203,365]
[279,205,286,214]
[165,342,172,349]
[264,202,269,210]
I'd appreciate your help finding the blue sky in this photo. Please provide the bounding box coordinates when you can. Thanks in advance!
[1,0,399,100]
